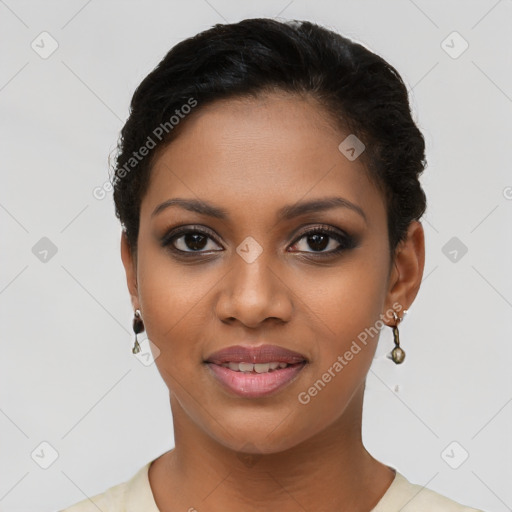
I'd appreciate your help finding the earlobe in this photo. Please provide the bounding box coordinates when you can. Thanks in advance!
[120,231,139,308]
[384,221,425,316]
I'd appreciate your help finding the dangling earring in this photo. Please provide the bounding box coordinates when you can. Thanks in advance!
[389,309,407,364]
[132,309,144,354]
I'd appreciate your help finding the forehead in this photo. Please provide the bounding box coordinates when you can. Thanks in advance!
[141,92,385,227]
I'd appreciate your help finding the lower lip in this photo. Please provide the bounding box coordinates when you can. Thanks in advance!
[205,362,307,398]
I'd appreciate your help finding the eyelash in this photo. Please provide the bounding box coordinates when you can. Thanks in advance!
[160,224,357,259]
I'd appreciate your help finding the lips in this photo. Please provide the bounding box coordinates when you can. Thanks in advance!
[204,344,308,365]
[204,344,308,398]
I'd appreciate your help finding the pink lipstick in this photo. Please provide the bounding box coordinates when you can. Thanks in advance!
[204,344,308,398]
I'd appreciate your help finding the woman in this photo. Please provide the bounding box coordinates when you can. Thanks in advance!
[61,17,484,512]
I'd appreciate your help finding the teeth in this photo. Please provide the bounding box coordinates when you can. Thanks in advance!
[218,361,293,373]
[254,363,269,373]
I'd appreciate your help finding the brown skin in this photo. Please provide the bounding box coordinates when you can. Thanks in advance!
[121,91,425,512]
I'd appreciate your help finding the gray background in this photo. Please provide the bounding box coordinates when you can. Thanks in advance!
[1,1,511,511]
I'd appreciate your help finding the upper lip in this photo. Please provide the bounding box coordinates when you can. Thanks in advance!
[204,344,308,365]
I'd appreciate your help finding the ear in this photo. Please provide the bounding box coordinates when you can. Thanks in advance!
[120,230,140,311]
[383,220,425,321]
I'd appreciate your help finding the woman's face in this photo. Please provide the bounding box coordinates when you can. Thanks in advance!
[122,91,420,454]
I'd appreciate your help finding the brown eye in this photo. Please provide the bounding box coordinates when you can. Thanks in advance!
[161,227,223,254]
[289,226,357,256]
[297,232,334,252]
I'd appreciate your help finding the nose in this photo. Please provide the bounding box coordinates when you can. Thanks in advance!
[214,250,293,328]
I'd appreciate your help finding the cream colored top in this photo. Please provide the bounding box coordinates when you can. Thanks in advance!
[60,461,485,512]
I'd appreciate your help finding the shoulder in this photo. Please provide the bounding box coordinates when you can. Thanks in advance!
[58,461,156,512]
[372,470,485,512]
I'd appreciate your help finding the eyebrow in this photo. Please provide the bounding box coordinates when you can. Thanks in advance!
[151,196,367,223]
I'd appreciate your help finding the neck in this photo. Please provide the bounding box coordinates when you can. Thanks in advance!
[149,385,395,512]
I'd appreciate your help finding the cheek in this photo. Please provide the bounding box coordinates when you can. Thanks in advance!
[301,248,389,350]
[289,264,387,433]
[135,243,215,365]
[297,247,389,389]
[327,263,387,338]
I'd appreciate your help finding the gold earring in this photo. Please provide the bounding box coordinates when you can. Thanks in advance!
[389,310,407,364]
[132,309,144,354]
